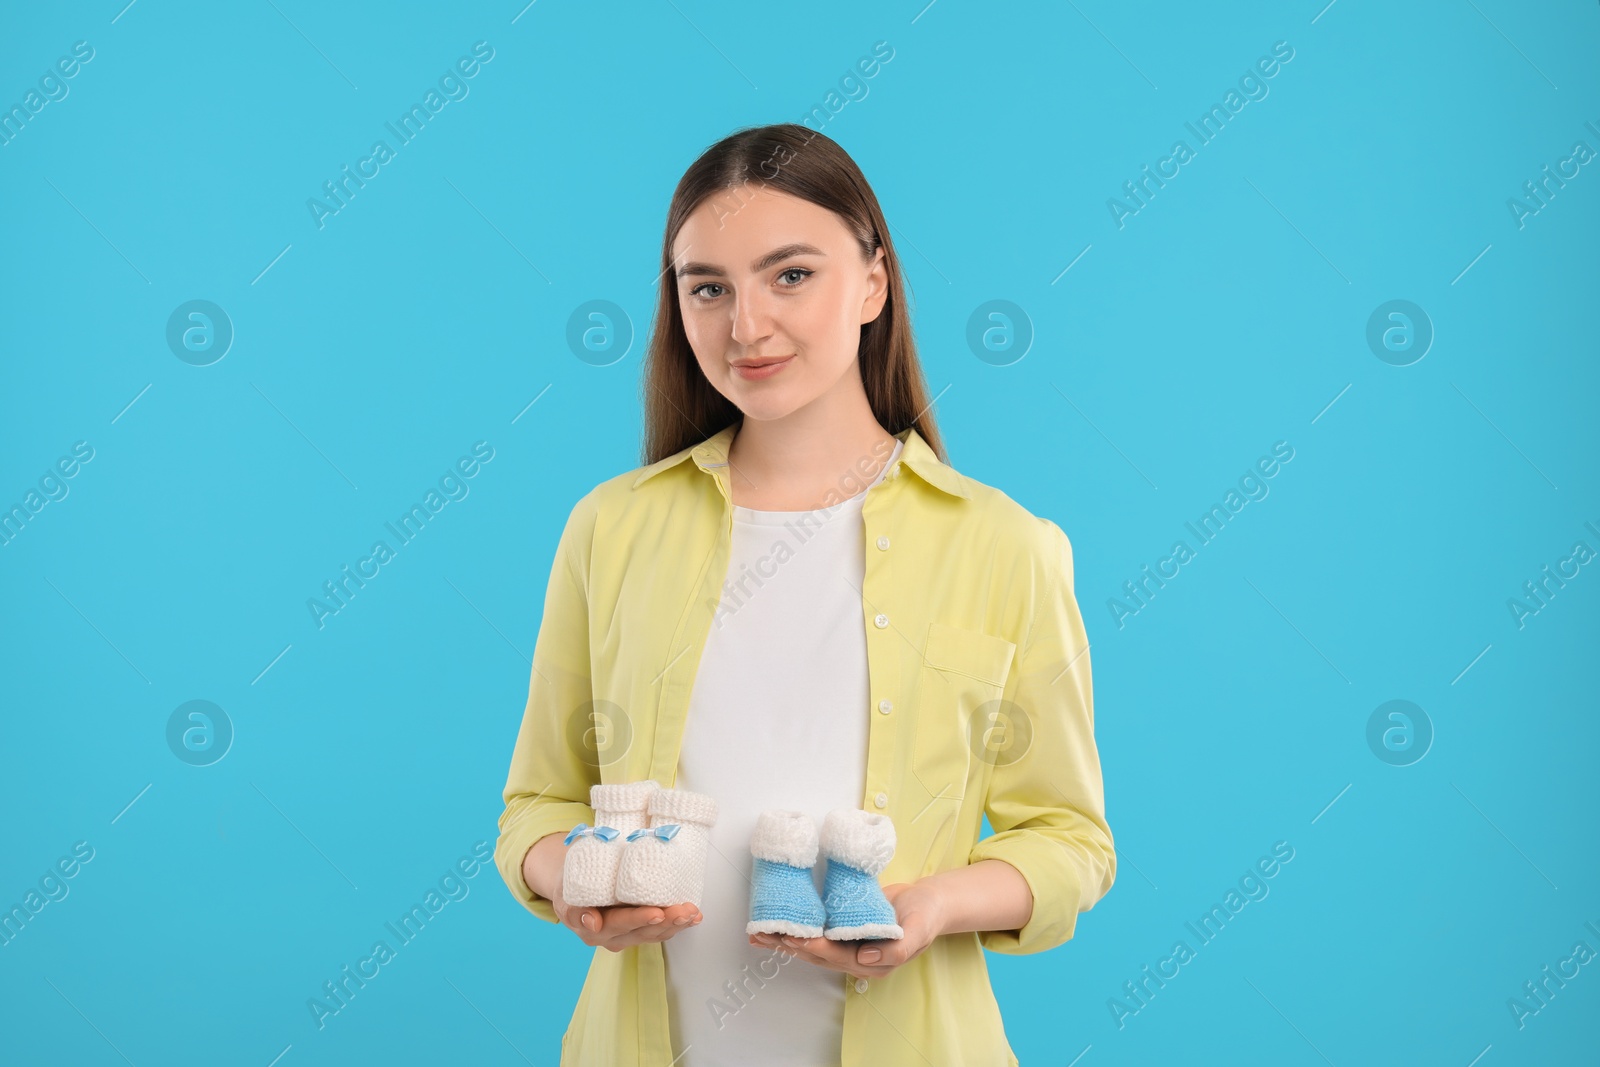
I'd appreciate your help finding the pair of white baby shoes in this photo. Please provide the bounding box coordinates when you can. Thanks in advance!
[561,780,719,909]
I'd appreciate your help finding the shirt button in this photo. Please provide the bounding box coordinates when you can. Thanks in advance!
[873,613,888,629]
[874,792,888,808]
[876,536,890,550]
[855,977,869,993]
[878,699,893,715]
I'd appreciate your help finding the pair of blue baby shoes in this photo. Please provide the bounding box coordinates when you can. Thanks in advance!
[746,808,903,941]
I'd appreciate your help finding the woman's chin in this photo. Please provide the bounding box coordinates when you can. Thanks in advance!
[730,390,807,423]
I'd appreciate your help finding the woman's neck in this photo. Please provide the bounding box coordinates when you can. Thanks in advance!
[726,418,899,511]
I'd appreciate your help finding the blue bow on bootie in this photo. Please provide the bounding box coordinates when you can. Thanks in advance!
[564,823,622,846]
[626,824,681,842]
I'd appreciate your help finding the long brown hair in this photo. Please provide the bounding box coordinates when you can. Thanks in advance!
[639,122,947,466]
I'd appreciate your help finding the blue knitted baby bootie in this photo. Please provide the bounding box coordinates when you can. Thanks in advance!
[820,809,904,941]
[746,810,826,938]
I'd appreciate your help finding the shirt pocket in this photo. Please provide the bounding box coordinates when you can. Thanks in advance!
[912,621,1017,808]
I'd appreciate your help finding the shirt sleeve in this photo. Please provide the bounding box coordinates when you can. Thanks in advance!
[966,518,1116,954]
[493,490,602,924]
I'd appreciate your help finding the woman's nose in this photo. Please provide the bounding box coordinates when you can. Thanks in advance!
[730,288,774,346]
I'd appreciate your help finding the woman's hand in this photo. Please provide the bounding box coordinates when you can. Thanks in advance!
[746,881,942,980]
[555,888,703,952]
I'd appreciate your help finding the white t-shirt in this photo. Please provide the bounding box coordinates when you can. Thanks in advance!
[663,438,904,1067]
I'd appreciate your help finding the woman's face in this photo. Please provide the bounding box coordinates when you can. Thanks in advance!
[673,183,888,422]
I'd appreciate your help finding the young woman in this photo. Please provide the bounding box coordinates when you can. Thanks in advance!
[494,123,1115,1067]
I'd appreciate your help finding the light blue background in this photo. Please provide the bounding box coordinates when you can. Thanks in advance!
[2,1,1596,1064]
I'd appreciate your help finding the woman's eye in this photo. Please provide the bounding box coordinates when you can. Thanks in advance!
[689,283,725,300]
[778,268,812,286]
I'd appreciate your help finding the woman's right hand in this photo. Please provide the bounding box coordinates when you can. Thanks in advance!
[554,892,703,952]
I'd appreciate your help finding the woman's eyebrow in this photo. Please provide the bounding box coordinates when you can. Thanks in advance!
[675,242,827,280]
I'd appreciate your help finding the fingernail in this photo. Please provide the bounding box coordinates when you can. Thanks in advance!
[861,949,881,963]
[579,914,593,930]
[675,917,689,925]
[649,916,663,924]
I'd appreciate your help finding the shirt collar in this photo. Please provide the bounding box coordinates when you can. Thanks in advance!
[630,422,970,500]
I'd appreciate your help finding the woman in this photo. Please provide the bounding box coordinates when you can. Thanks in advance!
[494,123,1115,1067]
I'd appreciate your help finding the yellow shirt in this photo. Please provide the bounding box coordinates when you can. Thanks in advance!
[493,421,1115,1066]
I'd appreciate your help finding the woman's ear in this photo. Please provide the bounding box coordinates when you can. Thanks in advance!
[860,246,889,325]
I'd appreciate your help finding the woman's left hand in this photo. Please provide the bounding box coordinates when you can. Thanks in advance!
[746,881,943,981]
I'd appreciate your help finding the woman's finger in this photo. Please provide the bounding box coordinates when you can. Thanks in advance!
[781,936,854,972]
[607,905,667,935]
[595,904,703,947]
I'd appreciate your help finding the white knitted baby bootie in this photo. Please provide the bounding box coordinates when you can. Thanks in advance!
[614,787,718,908]
[561,780,659,907]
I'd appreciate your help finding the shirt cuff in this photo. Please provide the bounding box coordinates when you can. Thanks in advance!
[494,801,593,924]
[966,831,1085,955]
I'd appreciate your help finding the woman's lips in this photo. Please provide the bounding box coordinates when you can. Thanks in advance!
[732,356,794,380]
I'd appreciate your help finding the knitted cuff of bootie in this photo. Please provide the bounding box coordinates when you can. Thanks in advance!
[592,780,660,823]
[820,808,895,875]
[750,810,819,866]
[646,786,718,828]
